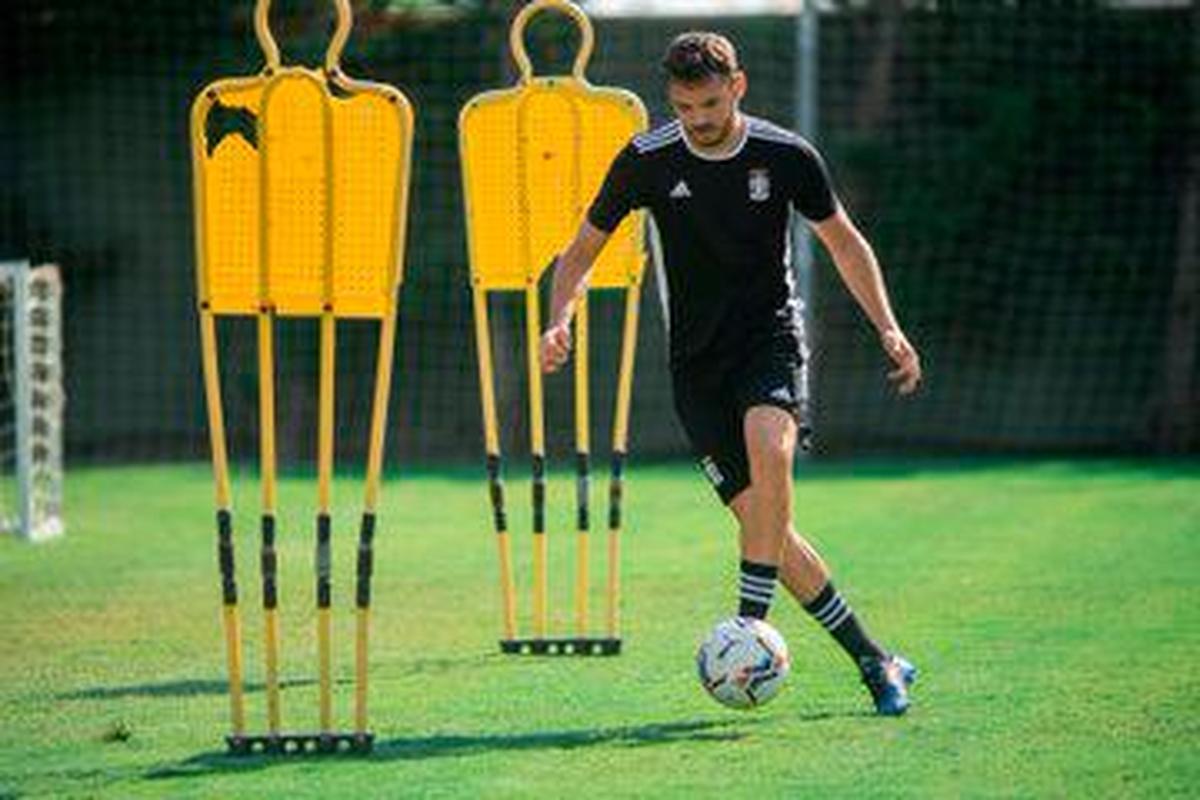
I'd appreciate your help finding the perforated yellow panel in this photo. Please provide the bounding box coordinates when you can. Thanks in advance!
[262,74,330,315]
[195,80,265,316]
[192,69,412,318]
[460,78,647,291]
[332,89,408,317]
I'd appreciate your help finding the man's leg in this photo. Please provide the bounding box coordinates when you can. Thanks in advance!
[729,449,878,662]
[729,406,796,619]
[729,407,915,714]
[738,406,795,563]
[779,529,889,665]
[777,526,829,603]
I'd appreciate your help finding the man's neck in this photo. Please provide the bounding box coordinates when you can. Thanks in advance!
[684,112,747,159]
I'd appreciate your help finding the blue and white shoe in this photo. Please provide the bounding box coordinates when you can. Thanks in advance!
[859,654,917,716]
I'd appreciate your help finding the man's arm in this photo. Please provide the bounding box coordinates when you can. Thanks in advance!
[811,206,922,395]
[540,220,611,373]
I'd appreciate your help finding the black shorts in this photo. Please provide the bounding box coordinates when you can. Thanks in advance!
[672,333,811,505]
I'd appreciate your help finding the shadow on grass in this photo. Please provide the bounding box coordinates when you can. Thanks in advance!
[145,717,788,779]
[57,677,322,701]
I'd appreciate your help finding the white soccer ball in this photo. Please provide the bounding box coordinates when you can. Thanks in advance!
[696,617,791,709]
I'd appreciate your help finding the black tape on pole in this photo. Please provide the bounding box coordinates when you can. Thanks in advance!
[576,451,590,531]
[531,454,546,534]
[261,514,277,609]
[608,452,625,531]
[486,454,508,533]
[356,512,375,609]
[217,509,237,605]
[316,513,332,609]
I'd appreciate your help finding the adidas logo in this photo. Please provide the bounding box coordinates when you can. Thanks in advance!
[669,180,691,199]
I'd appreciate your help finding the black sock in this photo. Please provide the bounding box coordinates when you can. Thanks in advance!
[738,560,778,620]
[803,582,886,664]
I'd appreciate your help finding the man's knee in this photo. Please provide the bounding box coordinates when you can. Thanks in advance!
[744,406,796,472]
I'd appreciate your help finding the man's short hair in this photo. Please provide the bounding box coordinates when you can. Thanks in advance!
[661,32,740,83]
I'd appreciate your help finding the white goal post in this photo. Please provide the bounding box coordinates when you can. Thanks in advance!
[0,261,64,542]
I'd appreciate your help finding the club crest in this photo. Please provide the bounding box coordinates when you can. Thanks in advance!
[748,168,771,202]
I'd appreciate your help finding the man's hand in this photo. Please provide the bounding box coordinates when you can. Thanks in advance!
[881,328,922,395]
[541,322,572,373]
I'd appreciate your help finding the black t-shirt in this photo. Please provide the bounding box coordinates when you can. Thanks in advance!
[587,114,837,366]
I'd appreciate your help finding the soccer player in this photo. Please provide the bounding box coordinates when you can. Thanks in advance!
[540,32,922,715]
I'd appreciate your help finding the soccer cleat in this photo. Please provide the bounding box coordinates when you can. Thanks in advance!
[859,654,917,716]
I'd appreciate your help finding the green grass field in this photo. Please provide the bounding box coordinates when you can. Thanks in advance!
[1,460,1197,798]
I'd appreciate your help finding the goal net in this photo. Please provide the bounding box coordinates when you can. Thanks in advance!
[0,262,64,542]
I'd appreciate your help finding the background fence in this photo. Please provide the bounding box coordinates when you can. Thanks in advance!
[3,0,1196,466]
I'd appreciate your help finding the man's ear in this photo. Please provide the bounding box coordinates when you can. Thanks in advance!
[732,71,748,102]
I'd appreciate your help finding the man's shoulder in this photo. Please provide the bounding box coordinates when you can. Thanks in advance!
[630,119,684,156]
[745,115,814,152]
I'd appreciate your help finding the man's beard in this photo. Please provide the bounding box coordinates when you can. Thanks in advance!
[688,116,734,147]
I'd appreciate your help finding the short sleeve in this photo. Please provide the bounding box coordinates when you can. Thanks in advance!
[587,143,645,233]
[790,140,837,222]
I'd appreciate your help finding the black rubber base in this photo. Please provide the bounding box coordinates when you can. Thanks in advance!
[226,732,373,756]
[500,637,621,656]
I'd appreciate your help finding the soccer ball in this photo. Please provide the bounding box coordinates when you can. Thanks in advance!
[695,617,791,709]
